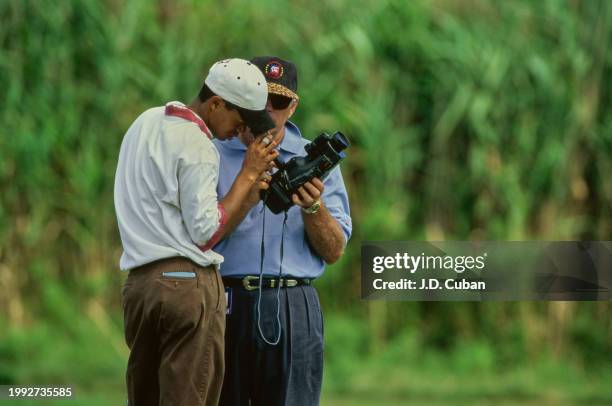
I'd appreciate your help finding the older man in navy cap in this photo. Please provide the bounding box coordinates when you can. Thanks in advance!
[214,56,352,405]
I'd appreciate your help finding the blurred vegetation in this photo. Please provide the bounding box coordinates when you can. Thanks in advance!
[1,0,611,404]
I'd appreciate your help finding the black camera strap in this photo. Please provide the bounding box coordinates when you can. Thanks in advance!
[256,203,289,346]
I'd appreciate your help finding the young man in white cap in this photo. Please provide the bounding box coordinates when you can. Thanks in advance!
[214,56,351,406]
[114,58,280,405]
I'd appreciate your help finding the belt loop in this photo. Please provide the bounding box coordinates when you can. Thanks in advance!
[194,262,200,288]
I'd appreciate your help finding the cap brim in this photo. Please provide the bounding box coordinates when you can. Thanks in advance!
[238,108,275,135]
[268,83,299,100]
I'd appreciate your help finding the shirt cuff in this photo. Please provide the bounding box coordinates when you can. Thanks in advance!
[197,203,227,252]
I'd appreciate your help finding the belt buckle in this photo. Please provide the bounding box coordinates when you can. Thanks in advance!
[285,279,298,287]
[242,275,259,291]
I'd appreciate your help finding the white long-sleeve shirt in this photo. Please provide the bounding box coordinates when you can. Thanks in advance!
[114,101,226,271]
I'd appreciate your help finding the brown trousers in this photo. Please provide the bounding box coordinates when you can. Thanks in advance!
[122,257,225,405]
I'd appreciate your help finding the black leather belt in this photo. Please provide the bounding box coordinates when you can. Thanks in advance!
[222,276,311,291]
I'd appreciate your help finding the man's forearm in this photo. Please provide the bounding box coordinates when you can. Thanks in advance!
[302,203,345,264]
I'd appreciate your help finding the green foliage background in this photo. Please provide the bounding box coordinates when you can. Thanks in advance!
[1,0,611,404]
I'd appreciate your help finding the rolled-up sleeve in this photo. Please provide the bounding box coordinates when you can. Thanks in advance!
[178,158,227,252]
[322,166,352,243]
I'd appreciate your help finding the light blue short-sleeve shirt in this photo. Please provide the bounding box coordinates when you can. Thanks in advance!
[213,121,352,279]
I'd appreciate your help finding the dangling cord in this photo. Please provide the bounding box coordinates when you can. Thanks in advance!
[256,206,289,345]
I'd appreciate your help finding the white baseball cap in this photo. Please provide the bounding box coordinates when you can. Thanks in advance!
[205,58,274,134]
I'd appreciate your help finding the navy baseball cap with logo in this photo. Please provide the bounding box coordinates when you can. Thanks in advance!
[250,56,299,102]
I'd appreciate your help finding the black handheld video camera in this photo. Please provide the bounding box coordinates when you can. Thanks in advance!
[261,131,349,214]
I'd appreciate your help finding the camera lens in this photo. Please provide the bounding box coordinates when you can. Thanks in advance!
[331,132,350,151]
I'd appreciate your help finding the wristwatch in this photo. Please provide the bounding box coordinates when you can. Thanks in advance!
[301,199,321,215]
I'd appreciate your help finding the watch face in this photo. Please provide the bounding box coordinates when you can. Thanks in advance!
[303,200,321,214]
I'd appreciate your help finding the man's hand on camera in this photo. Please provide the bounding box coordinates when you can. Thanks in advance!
[245,170,273,207]
[241,131,279,182]
[292,178,324,210]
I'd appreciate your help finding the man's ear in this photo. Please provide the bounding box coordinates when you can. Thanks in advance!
[208,95,224,112]
[287,99,299,119]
